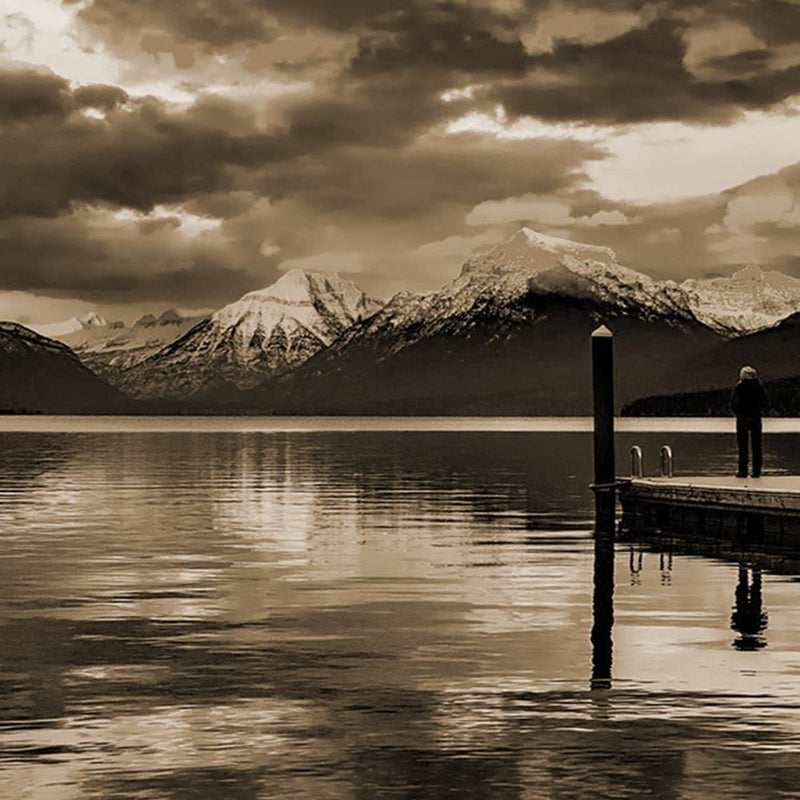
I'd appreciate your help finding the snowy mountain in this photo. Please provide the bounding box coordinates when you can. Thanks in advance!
[0,322,124,413]
[303,229,800,366]
[345,229,800,344]
[117,270,380,399]
[249,227,800,415]
[303,228,702,368]
[243,230,730,414]
[682,264,800,335]
[57,308,208,379]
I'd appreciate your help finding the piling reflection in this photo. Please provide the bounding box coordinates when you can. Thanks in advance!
[591,495,615,689]
[731,564,769,651]
[629,546,643,585]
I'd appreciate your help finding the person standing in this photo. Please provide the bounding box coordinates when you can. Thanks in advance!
[731,366,768,478]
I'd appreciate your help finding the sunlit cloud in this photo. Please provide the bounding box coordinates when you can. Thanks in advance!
[110,206,222,237]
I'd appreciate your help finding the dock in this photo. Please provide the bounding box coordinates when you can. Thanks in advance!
[620,475,800,512]
[618,475,800,553]
[587,325,800,556]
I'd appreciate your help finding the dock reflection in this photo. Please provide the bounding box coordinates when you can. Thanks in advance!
[620,508,778,653]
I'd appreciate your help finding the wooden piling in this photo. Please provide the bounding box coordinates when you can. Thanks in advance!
[590,324,616,687]
[592,325,615,519]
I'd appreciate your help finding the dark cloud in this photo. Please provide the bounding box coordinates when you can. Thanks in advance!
[66,0,280,48]
[0,212,258,304]
[0,69,130,121]
[72,83,130,110]
[278,80,448,151]
[0,74,272,218]
[29,262,257,304]
[262,0,413,31]
[7,1,800,313]
[93,261,257,304]
[734,0,800,47]
[0,69,72,119]
[0,120,598,303]
[68,0,413,49]
[257,136,600,220]
[184,191,258,219]
[67,0,800,126]
[0,66,475,220]
[493,18,800,123]
[350,3,528,76]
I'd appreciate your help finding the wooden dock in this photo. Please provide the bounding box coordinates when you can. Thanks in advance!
[620,476,800,513]
[618,475,800,553]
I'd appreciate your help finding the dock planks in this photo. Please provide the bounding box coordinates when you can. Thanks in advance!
[619,476,800,514]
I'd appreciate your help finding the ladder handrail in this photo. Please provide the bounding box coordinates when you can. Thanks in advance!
[660,445,674,478]
[630,445,644,478]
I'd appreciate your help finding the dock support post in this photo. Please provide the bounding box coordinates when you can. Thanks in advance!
[592,325,615,520]
[590,325,616,688]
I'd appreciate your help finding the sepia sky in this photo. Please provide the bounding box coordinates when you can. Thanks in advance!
[3,0,800,322]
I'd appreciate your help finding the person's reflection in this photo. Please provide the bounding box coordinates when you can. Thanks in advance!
[659,551,673,586]
[591,502,615,689]
[730,564,768,651]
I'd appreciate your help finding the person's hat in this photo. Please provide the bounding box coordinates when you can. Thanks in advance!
[739,365,758,380]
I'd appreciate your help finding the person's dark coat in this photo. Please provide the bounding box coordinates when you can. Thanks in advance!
[731,378,768,418]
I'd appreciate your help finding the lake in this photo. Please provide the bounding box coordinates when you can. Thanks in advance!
[2,418,800,799]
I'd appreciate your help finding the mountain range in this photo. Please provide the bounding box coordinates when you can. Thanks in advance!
[115,270,380,399]
[53,308,209,380]
[0,322,125,413]
[7,228,800,414]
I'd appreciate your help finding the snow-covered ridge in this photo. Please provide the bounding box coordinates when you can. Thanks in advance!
[682,265,800,335]
[210,270,377,346]
[117,269,380,398]
[30,311,107,338]
[454,227,800,336]
[520,228,618,263]
[28,308,210,379]
[365,227,694,336]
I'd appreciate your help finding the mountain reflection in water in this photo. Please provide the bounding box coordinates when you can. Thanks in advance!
[1,424,800,798]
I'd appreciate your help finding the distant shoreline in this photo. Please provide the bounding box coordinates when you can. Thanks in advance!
[3,415,800,435]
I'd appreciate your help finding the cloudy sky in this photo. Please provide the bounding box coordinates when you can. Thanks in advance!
[3,0,800,323]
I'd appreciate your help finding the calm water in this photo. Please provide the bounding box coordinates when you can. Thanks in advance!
[2,419,800,799]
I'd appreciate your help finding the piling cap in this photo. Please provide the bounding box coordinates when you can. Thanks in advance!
[592,324,613,338]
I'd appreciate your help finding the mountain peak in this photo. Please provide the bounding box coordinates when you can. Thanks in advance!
[728,263,800,292]
[244,268,313,304]
[461,227,619,280]
[80,311,107,328]
[732,263,764,281]
[155,309,183,325]
[518,227,618,262]
[241,270,362,306]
